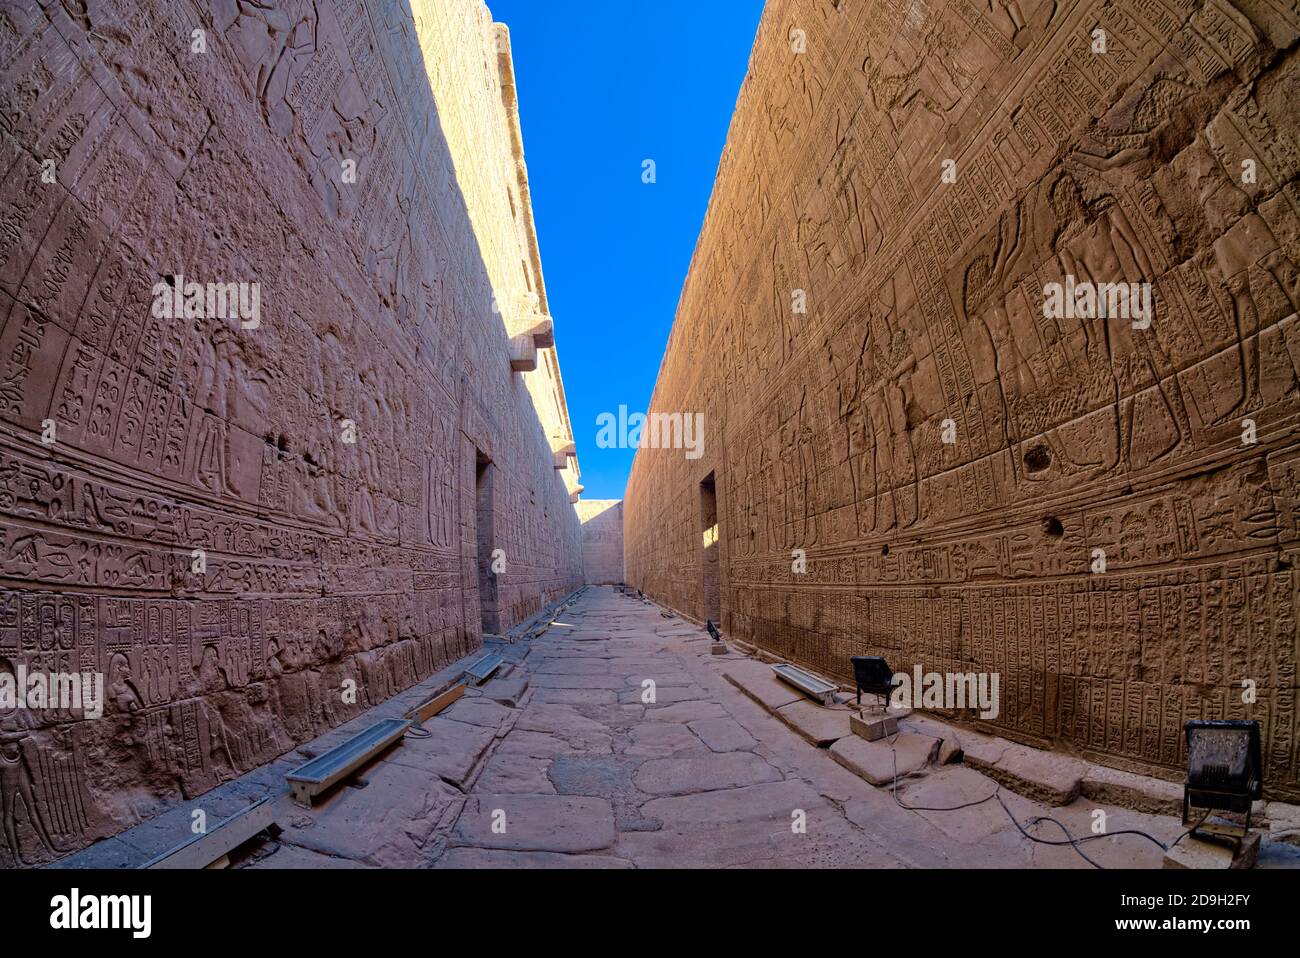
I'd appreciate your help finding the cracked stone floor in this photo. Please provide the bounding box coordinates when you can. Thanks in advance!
[233,586,1274,869]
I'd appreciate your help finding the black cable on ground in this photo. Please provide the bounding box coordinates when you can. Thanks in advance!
[881,731,1185,867]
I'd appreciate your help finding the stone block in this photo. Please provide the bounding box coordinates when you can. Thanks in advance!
[1163,833,1261,870]
[830,733,940,787]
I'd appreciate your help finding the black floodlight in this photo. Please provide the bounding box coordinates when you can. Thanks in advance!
[1183,719,1263,849]
[850,656,898,710]
[706,620,722,643]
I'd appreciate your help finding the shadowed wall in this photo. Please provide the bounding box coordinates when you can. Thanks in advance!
[0,0,580,864]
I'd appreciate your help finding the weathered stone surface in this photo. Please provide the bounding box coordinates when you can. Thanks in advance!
[536,688,620,706]
[1164,833,1261,870]
[515,704,613,753]
[440,698,515,731]
[0,0,584,865]
[625,723,706,758]
[622,0,1300,802]
[830,733,940,787]
[576,500,624,584]
[967,742,1085,806]
[273,764,459,868]
[452,795,616,853]
[482,674,531,709]
[626,779,892,869]
[898,715,962,764]
[688,717,757,753]
[643,701,728,723]
[385,717,496,787]
[633,752,783,796]
[1080,764,1184,816]
[776,700,854,746]
[723,661,805,711]
[475,754,556,795]
[254,844,378,870]
[434,847,632,869]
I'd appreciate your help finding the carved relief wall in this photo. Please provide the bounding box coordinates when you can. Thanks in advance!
[577,499,625,585]
[0,0,581,864]
[625,0,1300,798]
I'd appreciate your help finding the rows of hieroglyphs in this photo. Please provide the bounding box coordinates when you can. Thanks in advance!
[625,0,1300,799]
[577,500,625,585]
[0,0,583,864]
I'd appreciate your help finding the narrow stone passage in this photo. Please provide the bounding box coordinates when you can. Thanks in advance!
[231,586,1239,870]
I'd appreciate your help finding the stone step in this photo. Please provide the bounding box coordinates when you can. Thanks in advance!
[775,700,854,747]
[722,661,805,711]
[829,732,941,787]
[960,739,1084,806]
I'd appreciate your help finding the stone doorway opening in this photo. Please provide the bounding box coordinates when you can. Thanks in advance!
[475,451,500,634]
[700,472,720,625]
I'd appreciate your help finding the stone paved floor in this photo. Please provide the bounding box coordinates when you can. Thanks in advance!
[238,587,1294,869]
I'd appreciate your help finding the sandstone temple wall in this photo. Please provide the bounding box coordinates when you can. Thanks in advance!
[0,0,582,864]
[625,0,1300,798]
[577,499,625,585]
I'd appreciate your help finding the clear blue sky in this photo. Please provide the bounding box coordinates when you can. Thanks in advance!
[488,0,766,501]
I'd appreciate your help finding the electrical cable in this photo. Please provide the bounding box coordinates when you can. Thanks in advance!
[880,725,1186,867]
[738,652,1192,867]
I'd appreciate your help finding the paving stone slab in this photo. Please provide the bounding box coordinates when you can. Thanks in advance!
[440,697,515,730]
[625,779,881,869]
[895,714,960,762]
[434,848,633,869]
[625,723,707,758]
[386,716,496,785]
[548,756,641,800]
[775,700,854,747]
[643,701,727,723]
[687,717,757,753]
[516,704,613,753]
[633,752,783,796]
[967,742,1084,806]
[480,676,529,708]
[536,688,620,706]
[534,659,613,675]
[1080,763,1183,816]
[830,732,939,787]
[253,844,377,869]
[495,729,573,759]
[723,661,805,711]
[274,763,460,867]
[475,754,556,794]
[453,795,616,853]
[529,673,628,690]
[619,685,709,706]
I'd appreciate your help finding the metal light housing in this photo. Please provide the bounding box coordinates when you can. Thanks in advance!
[850,655,898,710]
[706,620,722,643]
[1183,719,1263,849]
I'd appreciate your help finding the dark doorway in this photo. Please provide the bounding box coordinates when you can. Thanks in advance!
[700,473,720,625]
[475,452,500,634]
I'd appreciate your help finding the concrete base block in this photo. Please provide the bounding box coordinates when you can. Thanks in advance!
[710,643,729,655]
[1162,832,1260,870]
[850,712,898,742]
